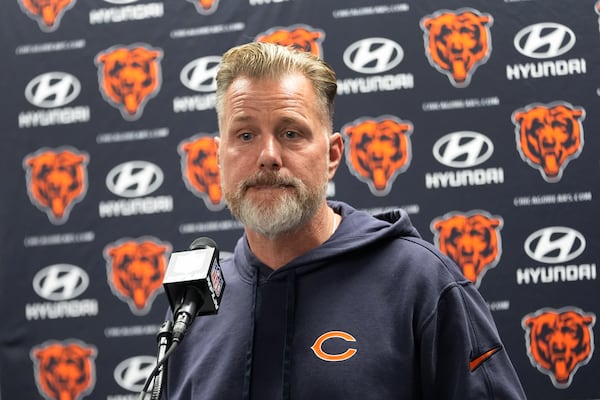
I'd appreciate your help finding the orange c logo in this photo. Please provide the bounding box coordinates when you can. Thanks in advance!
[310,331,357,362]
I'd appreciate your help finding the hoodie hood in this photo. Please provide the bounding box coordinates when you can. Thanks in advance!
[233,200,421,282]
[326,200,421,253]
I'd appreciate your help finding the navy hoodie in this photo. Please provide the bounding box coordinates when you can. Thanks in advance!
[163,201,527,399]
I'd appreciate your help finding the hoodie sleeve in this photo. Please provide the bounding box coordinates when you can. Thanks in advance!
[418,282,527,399]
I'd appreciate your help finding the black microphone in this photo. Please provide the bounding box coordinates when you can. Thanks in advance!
[162,237,225,343]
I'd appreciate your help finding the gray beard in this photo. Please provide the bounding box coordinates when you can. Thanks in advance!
[225,170,327,239]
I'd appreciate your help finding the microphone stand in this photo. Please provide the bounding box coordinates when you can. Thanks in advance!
[151,320,173,400]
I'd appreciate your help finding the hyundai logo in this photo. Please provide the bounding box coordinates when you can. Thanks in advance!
[433,131,493,168]
[180,56,221,92]
[32,264,89,301]
[514,23,575,59]
[25,72,81,108]
[113,356,156,392]
[524,226,586,264]
[106,161,164,198]
[343,38,403,74]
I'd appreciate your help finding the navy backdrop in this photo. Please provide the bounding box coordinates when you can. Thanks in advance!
[1,0,599,399]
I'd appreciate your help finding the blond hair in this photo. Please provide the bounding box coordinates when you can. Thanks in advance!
[215,42,337,130]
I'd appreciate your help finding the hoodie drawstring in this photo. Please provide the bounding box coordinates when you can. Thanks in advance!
[242,266,258,400]
[281,269,297,400]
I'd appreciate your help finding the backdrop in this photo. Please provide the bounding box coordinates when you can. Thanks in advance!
[1,0,599,399]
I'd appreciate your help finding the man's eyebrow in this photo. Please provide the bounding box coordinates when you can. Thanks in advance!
[231,114,254,123]
[278,116,303,125]
[231,114,304,126]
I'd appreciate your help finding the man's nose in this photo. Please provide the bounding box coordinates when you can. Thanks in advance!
[258,136,282,170]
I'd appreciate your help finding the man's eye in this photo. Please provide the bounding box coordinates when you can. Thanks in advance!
[239,132,253,141]
[284,131,299,139]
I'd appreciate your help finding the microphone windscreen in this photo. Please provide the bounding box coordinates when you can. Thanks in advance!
[189,237,218,251]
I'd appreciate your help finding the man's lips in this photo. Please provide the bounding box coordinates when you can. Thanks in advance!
[247,184,293,191]
[243,174,297,190]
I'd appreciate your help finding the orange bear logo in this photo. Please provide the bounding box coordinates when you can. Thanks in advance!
[179,135,225,211]
[431,211,502,287]
[95,45,163,120]
[23,148,89,225]
[523,308,595,388]
[18,0,77,32]
[342,116,413,196]
[421,9,493,87]
[104,238,171,315]
[31,340,96,400]
[187,0,219,14]
[256,25,325,57]
[512,102,585,182]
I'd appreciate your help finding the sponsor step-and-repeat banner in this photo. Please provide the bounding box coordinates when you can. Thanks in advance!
[1,0,599,399]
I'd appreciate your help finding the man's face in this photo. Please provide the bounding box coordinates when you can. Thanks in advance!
[217,73,340,238]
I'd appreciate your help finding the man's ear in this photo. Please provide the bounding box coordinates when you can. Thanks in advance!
[328,132,344,179]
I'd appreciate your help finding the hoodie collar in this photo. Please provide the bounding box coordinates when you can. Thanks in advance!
[233,201,421,283]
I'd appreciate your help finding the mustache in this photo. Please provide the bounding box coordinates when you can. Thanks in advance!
[241,171,300,191]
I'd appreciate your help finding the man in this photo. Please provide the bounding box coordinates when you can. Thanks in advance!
[162,42,527,399]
